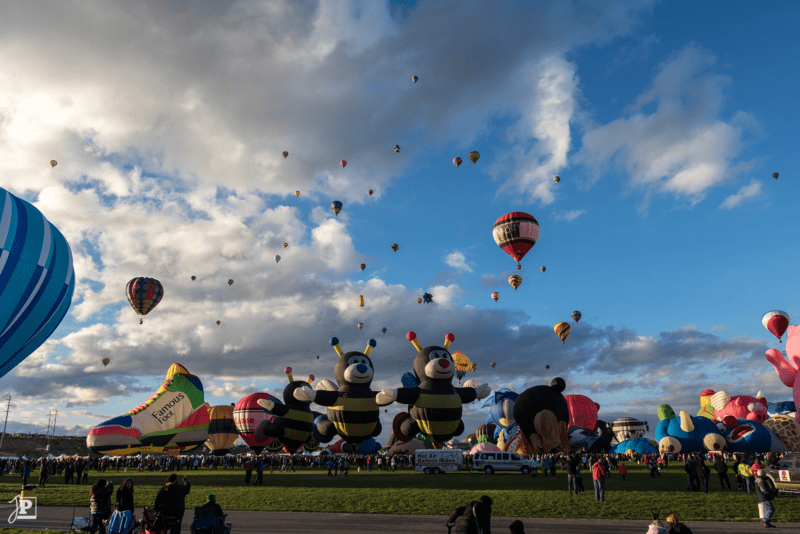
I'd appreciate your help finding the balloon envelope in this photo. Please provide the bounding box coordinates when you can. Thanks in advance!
[50,160,57,167]
[0,187,78,378]
[381,327,387,334]
[772,172,779,179]
[282,151,289,158]
[294,191,300,197]
[493,212,540,269]
[126,277,164,317]
[234,393,281,454]
[452,351,473,382]
[508,275,522,291]
[331,201,343,216]
[340,160,347,168]
[572,311,581,323]
[102,358,110,367]
[275,255,281,263]
[206,405,238,456]
[762,310,789,342]
[227,279,234,285]
[360,263,366,271]
[358,322,364,330]
[554,322,570,343]
[417,298,422,304]
[394,145,400,153]
[191,276,196,281]
[453,157,462,167]
[554,176,560,183]
[468,151,480,164]
[491,292,499,302]
[540,266,546,273]
[368,189,373,196]
[412,75,418,83]
[391,243,399,252]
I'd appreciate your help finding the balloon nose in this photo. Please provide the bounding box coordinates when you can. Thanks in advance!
[356,363,368,374]
[438,359,450,369]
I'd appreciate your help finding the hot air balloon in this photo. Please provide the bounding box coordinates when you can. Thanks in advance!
[572,311,581,323]
[227,279,234,286]
[316,355,320,359]
[772,173,779,179]
[412,75,418,83]
[394,145,400,153]
[216,320,221,325]
[282,151,289,159]
[417,298,423,304]
[540,266,546,273]
[381,327,387,334]
[554,176,560,183]
[50,160,57,167]
[508,275,522,291]
[391,243,399,252]
[422,292,433,304]
[275,255,281,263]
[359,295,365,308]
[340,160,347,168]
[358,322,364,330]
[295,191,300,197]
[762,310,790,343]
[491,292,499,302]
[554,322,570,344]
[545,365,550,370]
[191,276,196,281]
[493,212,540,270]
[491,362,496,368]
[368,189,373,196]
[452,351,474,383]
[102,358,110,367]
[205,405,239,456]
[360,263,366,271]
[234,393,282,454]
[468,151,480,164]
[126,277,164,324]
[453,157,462,167]
[331,201,343,216]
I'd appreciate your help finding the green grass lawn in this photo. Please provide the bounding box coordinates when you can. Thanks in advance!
[1,462,797,524]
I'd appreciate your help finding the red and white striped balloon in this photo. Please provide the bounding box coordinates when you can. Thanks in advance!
[762,310,790,343]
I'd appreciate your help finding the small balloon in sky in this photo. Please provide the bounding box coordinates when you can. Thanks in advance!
[412,75,418,83]
[391,243,399,252]
[216,320,221,325]
[554,175,560,183]
[191,276,196,281]
[368,189,373,196]
[359,295,365,308]
[490,362,496,368]
[50,160,57,167]
[283,242,288,248]
[772,172,779,179]
[275,255,281,263]
[453,157,462,167]
[102,358,110,367]
[360,263,366,271]
[340,160,347,168]
[331,200,343,216]
[417,298,422,304]
[468,151,480,164]
[491,292,499,302]
[295,191,300,197]
[358,322,364,330]
[282,151,289,159]
[394,145,400,153]
[381,327,387,334]
[227,279,234,286]
[540,266,546,273]
[572,311,582,323]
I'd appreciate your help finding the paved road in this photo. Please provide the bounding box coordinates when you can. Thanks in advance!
[1,506,797,533]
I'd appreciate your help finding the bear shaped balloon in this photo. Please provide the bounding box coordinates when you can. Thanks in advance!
[377,332,490,446]
[294,338,382,452]
[255,367,323,453]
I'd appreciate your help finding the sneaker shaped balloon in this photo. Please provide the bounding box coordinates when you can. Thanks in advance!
[87,363,209,455]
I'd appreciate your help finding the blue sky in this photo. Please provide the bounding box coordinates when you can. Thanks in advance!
[0,0,797,445]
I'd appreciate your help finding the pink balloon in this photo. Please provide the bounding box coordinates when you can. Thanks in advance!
[564,394,599,430]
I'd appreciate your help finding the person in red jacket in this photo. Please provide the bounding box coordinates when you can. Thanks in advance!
[592,460,607,502]
[619,463,628,481]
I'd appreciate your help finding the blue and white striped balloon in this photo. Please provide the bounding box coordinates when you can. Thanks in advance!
[0,188,75,379]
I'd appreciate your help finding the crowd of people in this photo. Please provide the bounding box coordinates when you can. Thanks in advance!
[3,448,788,530]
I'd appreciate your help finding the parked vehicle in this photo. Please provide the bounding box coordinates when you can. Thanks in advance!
[764,452,800,493]
[415,449,464,474]
[472,451,532,474]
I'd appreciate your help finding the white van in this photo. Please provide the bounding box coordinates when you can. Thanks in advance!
[472,451,532,474]
[415,449,464,474]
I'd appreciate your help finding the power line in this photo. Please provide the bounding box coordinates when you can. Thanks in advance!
[0,396,12,451]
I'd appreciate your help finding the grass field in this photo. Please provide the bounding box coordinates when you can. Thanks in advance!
[1,461,797,529]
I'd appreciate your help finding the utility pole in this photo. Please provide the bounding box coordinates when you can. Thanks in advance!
[46,410,58,452]
[0,396,11,451]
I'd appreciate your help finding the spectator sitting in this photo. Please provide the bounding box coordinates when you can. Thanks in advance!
[646,520,668,534]
[509,519,524,534]
[665,514,693,534]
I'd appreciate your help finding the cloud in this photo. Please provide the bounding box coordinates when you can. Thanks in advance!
[553,209,587,222]
[577,44,753,205]
[445,251,474,273]
[719,180,762,209]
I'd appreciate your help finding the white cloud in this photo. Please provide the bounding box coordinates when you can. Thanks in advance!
[445,251,474,273]
[553,209,587,222]
[719,180,762,209]
[577,44,753,205]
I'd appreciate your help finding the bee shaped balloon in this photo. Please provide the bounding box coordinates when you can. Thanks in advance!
[254,368,323,453]
[376,332,491,446]
[293,338,382,452]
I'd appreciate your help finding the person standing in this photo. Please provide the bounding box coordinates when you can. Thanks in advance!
[738,457,754,495]
[21,461,31,486]
[89,479,114,534]
[592,459,607,502]
[448,495,492,534]
[64,461,74,485]
[154,474,190,534]
[697,459,709,494]
[254,457,264,485]
[567,455,579,495]
[327,458,334,476]
[754,469,777,528]
[713,455,731,489]
[116,478,134,513]
[243,458,254,485]
[619,462,628,481]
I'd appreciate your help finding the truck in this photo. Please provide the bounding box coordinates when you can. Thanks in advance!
[415,449,464,474]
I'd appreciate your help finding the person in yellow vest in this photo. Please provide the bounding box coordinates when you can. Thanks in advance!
[737,455,754,495]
